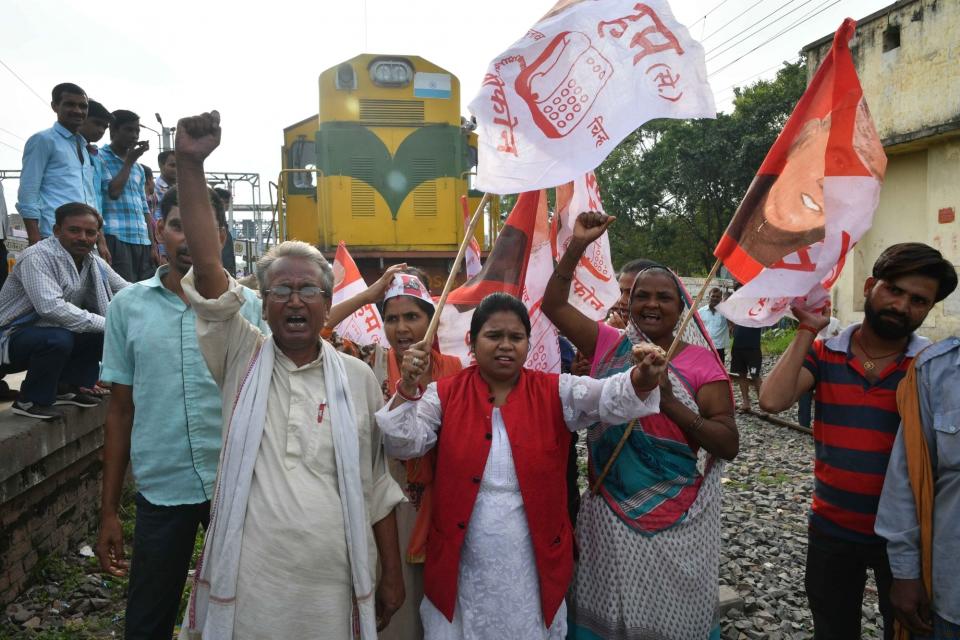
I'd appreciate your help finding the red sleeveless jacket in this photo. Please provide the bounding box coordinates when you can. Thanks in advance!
[428,366,573,626]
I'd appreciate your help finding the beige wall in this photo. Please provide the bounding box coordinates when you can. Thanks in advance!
[804,0,960,340]
[834,140,960,340]
[805,0,960,145]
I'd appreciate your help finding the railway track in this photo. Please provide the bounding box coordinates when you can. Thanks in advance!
[741,407,813,435]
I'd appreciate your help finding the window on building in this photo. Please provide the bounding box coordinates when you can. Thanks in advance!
[883,25,901,52]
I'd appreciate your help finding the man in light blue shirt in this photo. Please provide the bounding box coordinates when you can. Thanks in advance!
[698,287,730,363]
[876,337,960,638]
[95,185,266,639]
[16,83,97,244]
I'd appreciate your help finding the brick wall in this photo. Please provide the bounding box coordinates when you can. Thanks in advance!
[0,405,107,606]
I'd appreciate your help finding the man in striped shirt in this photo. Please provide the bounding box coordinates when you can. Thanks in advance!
[760,243,957,640]
[99,110,157,282]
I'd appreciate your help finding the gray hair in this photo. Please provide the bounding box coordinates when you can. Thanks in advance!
[256,240,333,296]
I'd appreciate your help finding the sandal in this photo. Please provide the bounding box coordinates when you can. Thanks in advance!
[80,384,112,397]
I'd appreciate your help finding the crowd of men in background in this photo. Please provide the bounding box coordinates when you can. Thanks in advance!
[0,82,237,420]
[0,88,958,639]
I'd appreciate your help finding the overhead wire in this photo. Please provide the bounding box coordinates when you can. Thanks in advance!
[0,57,47,106]
[0,127,25,142]
[689,0,736,29]
[0,139,23,153]
[706,0,817,61]
[701,0,766,42]
[708,0,843,77]
[714,62,788,93]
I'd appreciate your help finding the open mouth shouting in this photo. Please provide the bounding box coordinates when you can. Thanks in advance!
[284,314,310,331]
[493,353,516,369]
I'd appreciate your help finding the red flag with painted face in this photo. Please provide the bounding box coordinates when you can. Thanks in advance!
[439,191,560,372]
[714,18,886,326]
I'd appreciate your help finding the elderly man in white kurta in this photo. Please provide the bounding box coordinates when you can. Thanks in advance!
[174,110,405,640]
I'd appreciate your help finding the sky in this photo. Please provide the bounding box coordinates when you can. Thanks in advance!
[1,0,894,214]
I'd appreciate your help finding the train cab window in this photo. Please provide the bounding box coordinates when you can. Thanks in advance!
[467,145,478,173]
[289,138,317,191]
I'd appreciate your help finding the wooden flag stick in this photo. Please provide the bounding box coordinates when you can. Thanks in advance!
[591,257,723,494]
[666,258,723,361]
[422,193,491,348]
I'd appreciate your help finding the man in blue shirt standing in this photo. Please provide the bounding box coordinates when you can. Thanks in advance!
[876,337,960,638]
[16,83,98,245]
[78,100,114,261]
[78,101,112,214]
[95,185,266,639]
[99,110,157,282]
[698,287,730,364]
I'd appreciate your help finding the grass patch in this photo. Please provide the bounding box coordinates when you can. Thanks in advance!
[756,469,791,485]
[723,479,751,491]
[761,327,797,357]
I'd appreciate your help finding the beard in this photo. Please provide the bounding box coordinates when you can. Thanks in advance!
[863,298,919,340]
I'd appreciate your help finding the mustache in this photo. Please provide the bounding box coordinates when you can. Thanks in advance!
[877,310,908,323]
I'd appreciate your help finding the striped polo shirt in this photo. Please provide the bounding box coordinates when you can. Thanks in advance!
[802,323,929,543]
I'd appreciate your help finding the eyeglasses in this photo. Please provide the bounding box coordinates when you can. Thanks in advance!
[263,285,327,302]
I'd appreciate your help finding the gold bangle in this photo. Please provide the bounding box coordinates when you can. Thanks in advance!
[688,414,705,433]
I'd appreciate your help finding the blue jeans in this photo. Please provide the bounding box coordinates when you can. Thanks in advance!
[1,326,103,405]
[125,494,210,640]
[916,614,960,640]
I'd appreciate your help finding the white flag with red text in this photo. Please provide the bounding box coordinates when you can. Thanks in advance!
[438,192,561,372]
[553,172,620,320]
[469,0,715,194]
[715,19,886,326]
[331,242,387,346]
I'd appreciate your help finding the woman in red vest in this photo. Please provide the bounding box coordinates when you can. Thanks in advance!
[326,265,463,639]
[375,292,666,639]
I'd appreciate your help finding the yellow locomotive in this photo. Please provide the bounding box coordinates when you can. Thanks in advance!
[278,54,498,290]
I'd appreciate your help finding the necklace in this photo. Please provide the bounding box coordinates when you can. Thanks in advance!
[854,332,902,371]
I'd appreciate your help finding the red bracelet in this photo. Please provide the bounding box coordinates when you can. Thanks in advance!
[798,323,820,335]
[395,380,425,402]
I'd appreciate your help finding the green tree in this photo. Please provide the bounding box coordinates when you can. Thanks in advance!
[595,59,807,275]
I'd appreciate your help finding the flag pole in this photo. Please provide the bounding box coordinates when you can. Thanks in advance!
[422,192,492,347]
[591,257,723,494]
[666,257,723,360]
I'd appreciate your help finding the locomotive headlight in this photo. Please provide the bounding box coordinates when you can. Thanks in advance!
[369,59,412,87]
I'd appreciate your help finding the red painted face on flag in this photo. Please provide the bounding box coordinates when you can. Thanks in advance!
[724,105,885,271]
[714,18,888,328]
[715,18,886,284]
[725,118,830,268]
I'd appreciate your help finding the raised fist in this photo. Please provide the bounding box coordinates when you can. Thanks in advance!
[573,211,615,246]
[175,110,221,163]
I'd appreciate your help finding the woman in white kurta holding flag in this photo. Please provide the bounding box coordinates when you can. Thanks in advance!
[376,292,667,639]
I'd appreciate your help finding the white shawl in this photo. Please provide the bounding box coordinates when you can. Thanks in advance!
[182,338,377,639]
